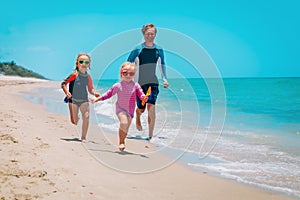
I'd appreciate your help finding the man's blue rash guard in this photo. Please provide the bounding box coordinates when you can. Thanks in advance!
[127,43,167,86]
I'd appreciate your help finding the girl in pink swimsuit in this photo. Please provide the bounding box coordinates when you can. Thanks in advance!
[91,62,148,151]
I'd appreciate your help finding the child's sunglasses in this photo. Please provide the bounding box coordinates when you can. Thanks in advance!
[78,60,90,65]
[122,71,135,76]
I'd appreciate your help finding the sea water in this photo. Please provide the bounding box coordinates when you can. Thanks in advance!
[23,77,300,198]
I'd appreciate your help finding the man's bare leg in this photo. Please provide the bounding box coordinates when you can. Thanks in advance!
[135,108,144,131]
[147,104,155,139]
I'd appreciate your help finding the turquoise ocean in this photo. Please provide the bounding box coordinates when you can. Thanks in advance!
[23,77,300,198]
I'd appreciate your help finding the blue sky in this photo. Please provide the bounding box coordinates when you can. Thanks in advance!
[1,0,299,80]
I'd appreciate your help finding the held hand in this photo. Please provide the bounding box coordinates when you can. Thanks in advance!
[89,95,102,103]
[94,92,101,98]
[89,97,95,103]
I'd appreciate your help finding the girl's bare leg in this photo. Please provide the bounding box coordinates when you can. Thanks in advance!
[117,112,132,151]
[68,103,79,125]
[79,102,90,141]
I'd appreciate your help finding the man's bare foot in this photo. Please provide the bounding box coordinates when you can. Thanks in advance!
[81,137,87,143]
[119,143,126,151]
[136,117,143,131]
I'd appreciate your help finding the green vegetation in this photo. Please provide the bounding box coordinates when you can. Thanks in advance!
[0,61,47,79]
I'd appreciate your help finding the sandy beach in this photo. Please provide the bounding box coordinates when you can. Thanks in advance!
[0,75,298,200]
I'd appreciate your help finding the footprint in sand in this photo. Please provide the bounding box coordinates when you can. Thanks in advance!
[0,134,18,143]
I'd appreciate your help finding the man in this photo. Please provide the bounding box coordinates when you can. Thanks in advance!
[127,23,169,140]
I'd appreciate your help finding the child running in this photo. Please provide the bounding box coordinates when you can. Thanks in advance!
[90,62,148,151]
[61,52,100,142]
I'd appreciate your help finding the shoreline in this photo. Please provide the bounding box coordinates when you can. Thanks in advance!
[0,76,298,199]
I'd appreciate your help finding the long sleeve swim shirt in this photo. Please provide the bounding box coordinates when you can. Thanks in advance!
[127,43,167,86]
[61,70,94,102]
[101,80,145,117]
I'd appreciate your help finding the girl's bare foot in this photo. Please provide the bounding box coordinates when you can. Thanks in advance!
[119,143,126,151]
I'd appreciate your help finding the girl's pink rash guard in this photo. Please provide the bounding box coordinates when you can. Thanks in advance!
[101,80,145,117]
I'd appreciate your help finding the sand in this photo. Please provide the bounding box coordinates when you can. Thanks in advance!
[0,75,298,200]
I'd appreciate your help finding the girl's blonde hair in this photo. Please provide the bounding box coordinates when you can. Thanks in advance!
[119,62,136,78]
[75,52,91,70]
